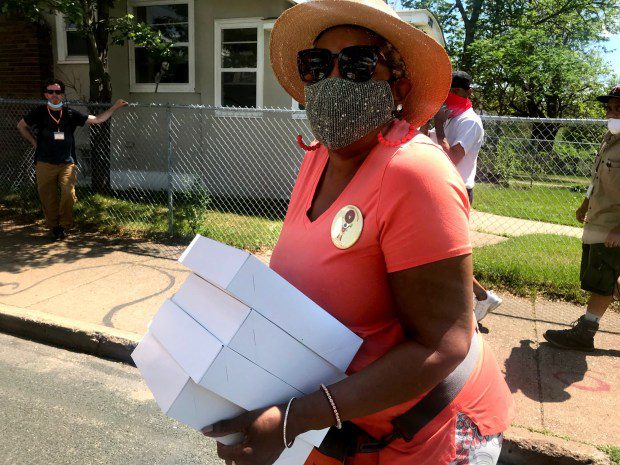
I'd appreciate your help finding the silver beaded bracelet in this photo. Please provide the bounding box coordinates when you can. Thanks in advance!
[283,397,297,448]
[320,384,342,429]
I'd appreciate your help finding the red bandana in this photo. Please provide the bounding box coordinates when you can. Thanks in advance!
[445,92,473,117]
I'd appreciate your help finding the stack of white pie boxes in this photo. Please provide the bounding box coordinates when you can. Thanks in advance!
[132,235,363,465]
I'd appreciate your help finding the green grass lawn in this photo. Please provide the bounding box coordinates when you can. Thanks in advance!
[474,183,585,227]
[473,233,587,304]
[0,189,282,252]
[76,194,283,251]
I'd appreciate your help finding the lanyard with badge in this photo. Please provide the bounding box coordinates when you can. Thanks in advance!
[48,106,65,141]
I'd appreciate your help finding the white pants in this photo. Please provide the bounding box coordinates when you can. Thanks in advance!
[448,413,503,465]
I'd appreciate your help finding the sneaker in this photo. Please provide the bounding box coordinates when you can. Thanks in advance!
[543,315,598,351]
[474,290,502,322]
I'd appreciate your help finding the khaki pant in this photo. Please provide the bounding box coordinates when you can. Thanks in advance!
[35,162,77,229]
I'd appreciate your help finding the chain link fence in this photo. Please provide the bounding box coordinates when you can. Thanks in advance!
[0,99,610,308]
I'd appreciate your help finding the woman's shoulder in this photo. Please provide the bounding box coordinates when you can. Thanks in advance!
[384,135,459,184]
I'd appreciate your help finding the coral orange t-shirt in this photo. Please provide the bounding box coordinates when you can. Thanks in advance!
[270,121,514,465]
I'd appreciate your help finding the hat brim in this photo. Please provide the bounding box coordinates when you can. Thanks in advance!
[597,95,620,103]
[270,1,452,128]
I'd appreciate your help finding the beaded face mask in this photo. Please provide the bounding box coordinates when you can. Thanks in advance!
[304,77,395,150]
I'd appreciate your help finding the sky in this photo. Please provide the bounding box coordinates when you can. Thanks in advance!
[603,33,620,75]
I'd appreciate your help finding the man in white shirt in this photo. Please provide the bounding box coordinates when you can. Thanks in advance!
[427,71,503,322]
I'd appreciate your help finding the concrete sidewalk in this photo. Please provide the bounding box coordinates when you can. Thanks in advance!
[1,219,618,464]
[471,210,583,239]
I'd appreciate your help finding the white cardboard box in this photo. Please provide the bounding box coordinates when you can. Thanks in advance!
[132,331,328,463]
[132,331,245,445]
[178,235,362,371]
[133,235,362,463]
[172,273,346,394]
[172,272,251,345]
[149,299,304,410]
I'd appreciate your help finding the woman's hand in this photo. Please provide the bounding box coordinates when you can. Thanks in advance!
[576,198,589,223]
[111,99,129,111]
[202,406,287,465]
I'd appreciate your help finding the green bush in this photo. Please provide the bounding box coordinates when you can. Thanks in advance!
[477,125,523,185]
[549,141,594,178]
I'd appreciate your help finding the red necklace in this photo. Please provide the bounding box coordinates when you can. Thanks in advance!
[47,106,62,128]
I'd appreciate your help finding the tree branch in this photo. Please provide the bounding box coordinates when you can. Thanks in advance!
[454,0,469,25]
[469,0,484,25]
[532,0,580,26]
[508,102,527,116]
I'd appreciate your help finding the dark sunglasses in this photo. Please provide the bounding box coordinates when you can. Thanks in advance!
[45,89,63,95]
[297,46,383,84]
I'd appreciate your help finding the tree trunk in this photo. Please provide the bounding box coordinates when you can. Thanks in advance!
[460,22,476,70]
[531,121,559,156]
[88,54,112,193]
[89,108,111,193]
[457,0,484,70]
[85,2,112,193]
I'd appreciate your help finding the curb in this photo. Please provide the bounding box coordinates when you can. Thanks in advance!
[500,427,611,465]
[0,305,612,465]
[0,304,140,365]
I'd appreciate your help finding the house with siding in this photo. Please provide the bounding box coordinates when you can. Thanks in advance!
[0,1,444,200]
[46,0,444,105]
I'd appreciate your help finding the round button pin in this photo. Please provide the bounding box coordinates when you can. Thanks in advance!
[331,205,363,249]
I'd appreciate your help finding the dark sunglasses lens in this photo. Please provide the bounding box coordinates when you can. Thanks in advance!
[46,90,62,95]
[298,49,333,84]
[339,46,378,82]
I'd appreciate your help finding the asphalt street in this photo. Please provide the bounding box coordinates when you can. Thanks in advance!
[0,332,513,465]
[0,332,220,465]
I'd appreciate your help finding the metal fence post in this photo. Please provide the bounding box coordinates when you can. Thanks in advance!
[166,104,174,236]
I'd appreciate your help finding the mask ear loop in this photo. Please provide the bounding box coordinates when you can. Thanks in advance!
[296,134,321,151]
[378,116,416,148]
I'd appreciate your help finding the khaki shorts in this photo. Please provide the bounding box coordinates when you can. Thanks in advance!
[580,243,620,296]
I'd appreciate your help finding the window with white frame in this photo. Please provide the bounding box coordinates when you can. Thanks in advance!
[55,15,89,63]
[215,20,266,108]
[128,0,195,92]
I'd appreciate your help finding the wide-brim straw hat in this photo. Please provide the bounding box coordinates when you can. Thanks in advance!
[270,0,452,128]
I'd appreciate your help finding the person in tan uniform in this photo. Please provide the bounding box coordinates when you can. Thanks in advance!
[16,79,127,240]
[544,85,620,351]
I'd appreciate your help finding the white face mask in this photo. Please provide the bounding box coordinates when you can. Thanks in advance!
[608,118,620,135]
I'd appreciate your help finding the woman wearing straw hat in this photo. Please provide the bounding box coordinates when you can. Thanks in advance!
[203,1,514,464]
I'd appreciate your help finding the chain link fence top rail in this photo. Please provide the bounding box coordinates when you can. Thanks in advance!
[0,98,611,308]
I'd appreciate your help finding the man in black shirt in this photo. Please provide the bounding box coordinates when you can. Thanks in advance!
[17,79,127,240]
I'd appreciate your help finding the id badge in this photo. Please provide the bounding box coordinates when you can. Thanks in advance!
[54,132,65,141]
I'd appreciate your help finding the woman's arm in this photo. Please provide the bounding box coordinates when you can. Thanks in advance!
[290,253,473,431]
[206,254,474,463]
[86,99,128,125]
